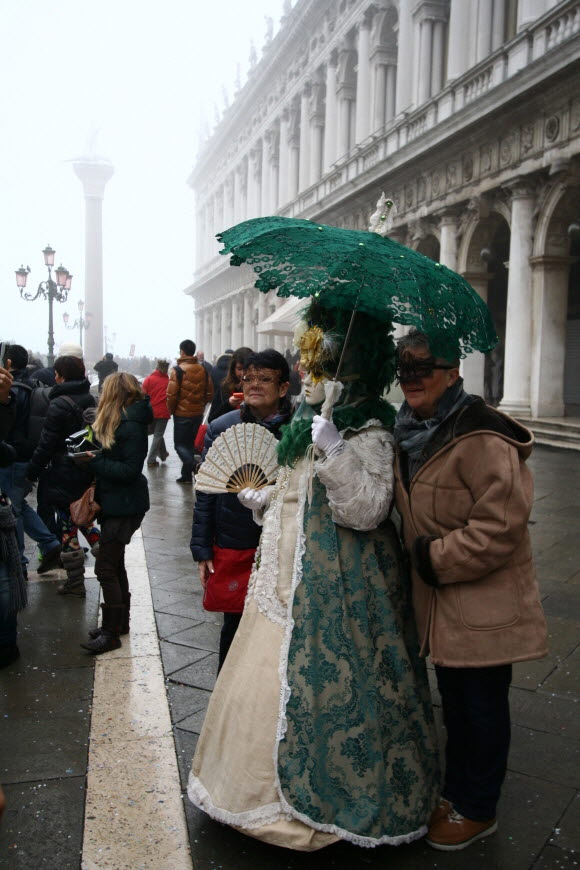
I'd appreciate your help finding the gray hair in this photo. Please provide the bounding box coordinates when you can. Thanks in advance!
[396,329,460,366]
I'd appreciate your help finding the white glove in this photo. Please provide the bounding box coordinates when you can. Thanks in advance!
[237,487,272,512]
[311,415,344,458]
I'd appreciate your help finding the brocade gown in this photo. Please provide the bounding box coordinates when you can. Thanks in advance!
[188,422,441,851]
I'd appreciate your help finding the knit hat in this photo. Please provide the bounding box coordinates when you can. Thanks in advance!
[57,342,83,359]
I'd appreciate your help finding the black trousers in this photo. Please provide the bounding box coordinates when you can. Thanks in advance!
[94,516,142,606]
[218,612,242,673]
[173,415,202,481]
[435,663,512,821]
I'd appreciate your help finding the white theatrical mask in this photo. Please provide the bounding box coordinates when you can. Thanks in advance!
[303,371,328,406]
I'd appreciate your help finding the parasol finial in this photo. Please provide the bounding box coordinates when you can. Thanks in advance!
[368,193,395,236]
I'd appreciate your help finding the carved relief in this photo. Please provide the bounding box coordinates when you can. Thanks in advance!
[480,146,492,173]
[499,132,516,168]
[431,171,442,198]
[417,176,427,203]
[405,184,414,208]
[545,115,560,142]
[446,162,458,189]
[521,125,535,156]
[463,155,474,183]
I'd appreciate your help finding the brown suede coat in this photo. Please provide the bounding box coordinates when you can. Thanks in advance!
[166,356,213,418]
[394,398,548,668]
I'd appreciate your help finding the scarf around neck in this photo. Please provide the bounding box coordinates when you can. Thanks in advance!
[394,378,472,461]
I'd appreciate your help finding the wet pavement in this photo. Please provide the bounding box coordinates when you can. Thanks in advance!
[1,442,579,869]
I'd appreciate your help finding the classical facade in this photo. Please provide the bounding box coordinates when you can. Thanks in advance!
[186,0,580,419]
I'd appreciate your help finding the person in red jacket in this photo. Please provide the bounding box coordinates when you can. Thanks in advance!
[142,360,170,466]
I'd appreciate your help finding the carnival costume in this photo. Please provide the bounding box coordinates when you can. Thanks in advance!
[188,302,441,850]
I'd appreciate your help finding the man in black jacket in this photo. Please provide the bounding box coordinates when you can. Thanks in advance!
[190,349,292,670]
[0,345,62,577]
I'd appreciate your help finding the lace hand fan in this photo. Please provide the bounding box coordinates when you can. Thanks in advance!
[195,423,280,494]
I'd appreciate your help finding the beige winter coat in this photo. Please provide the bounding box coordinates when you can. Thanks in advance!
[394,398,548,668]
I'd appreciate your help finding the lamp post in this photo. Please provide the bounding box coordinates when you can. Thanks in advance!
[15,245,73,365]
[63,299,92,350]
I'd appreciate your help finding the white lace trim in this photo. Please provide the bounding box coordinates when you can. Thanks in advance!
[246,466,291,627]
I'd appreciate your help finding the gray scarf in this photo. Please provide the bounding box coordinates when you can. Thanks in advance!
[394,378,472,477]
[0,501,27,613]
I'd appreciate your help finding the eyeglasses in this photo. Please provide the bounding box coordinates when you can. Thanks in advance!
[395,357,457,384]
[241,375,278,386]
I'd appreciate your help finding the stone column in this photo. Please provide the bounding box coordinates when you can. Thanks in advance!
[233,166,242,223]
[288,100,300,199]
[355,15,372,143]
[231,295,242,350]
[476,0,493,61]
[431,19,445,94]
[269,124,280,213]
[72,157,114,366]
[460,274,489,396]
[243,291,254,347]
[251,144,263,218]
[211,305,220,361]
[373,64,387,130]
[500,180,536,416]
[223,175,234,228]
[309,72,325,183]
[447,0,471,81]
[323,52,338,173]
[530,256,571,417]
[261,135,271,215]
[492,0,506,50]
[395,0,414,114]
[299,84,311,191]
[195,308,205,353]
[439,211,458,271]
[220,299,231,355]
[386,65,397,122]
[417,17,433,104]
[257,292,270,349]
[278,109,290,206]
[337,43,356,159]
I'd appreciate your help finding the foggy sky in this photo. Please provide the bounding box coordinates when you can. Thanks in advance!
[1,0,283,362]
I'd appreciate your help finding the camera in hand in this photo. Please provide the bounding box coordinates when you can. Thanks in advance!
[66,427,102,457]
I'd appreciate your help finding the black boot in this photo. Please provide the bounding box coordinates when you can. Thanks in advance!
[0,644,20,669]
[81,604,123,654]
[88,594,130,638]
[58,549,86,596]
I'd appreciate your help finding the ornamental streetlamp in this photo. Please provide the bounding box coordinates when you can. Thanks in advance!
[63,299,92,350]
[15,245,73,365]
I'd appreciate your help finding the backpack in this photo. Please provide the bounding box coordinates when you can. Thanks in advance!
[13,380,52,446]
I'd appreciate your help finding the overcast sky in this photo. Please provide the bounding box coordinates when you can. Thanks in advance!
[1,0,284,362]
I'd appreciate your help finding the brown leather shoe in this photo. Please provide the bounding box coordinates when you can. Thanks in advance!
[429,797,452,827]
[426,810,497,851]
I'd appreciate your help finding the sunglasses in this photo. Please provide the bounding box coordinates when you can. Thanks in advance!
[395,356,457,384]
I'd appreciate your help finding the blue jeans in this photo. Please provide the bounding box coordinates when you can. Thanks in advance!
[0,462,60,566]
[173,416,201,481]
[0,560,17,647]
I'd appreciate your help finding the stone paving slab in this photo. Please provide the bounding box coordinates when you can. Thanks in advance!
[143,446,580,870]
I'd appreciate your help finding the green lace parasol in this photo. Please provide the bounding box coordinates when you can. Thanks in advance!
[218,216,498,361]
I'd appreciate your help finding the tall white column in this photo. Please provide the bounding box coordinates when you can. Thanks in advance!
[395,0,415,114]
[476,0,494,61]
[431,19,445,95]
[439,211,458,271]
[261,135,271,215]
[417,18,433,104]
[72,157,114,367]
[278,110,290,206]
[231,296,242,349]
[355,16,372,143]
[492,0,506,50]
[247,149,258,218]
[447,0,471,81]
[373,64,387,130]
[386,65,397,122]
[233,166,242,223]
[195,308,205,353]
[257,293,270,349]
[220,300,231,354]
[299,85,311,191]
[211,305,220,361]
[223,175,234,228]
[530,257,569,417]
[500,180,536,416]
[460,275,489,396]
[269,125,280,213]
[323,53,338,172]
[243,291,254,347]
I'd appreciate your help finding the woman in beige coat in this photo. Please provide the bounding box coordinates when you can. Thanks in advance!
[393,329,547,853]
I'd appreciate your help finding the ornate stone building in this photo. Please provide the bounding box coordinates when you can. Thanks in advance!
[186,0,580,427]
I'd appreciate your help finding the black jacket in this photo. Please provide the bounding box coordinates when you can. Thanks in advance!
[4,369,38,461]
[94,358,119,388]
[190,401,292,562]
[27,378,96,506]
[91,398,153,517]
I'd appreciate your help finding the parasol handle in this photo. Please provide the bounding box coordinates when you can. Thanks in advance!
[321,380,344,420]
